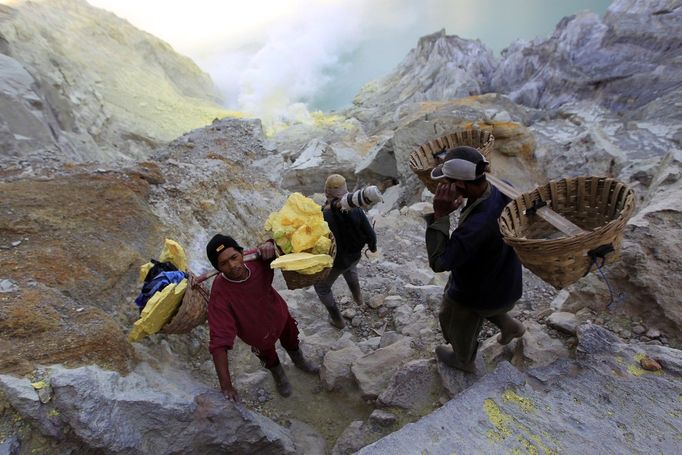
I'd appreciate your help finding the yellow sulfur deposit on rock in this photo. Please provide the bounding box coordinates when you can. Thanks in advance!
[129,279,187,342]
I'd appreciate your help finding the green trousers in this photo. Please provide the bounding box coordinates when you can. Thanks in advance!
[438,293,515,363]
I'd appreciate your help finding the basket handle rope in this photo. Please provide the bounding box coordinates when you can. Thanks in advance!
[585,244,621,309]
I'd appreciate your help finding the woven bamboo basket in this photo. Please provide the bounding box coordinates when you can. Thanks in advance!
[281,235,337,290]
[409,128,495,193]
[498,176,636,289]
[161,272,210,334]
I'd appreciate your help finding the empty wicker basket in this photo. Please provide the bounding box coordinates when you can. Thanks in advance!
[281,235,337,290]
[498,176,636,289]
[161,272,210,334]
[409,128,495,193]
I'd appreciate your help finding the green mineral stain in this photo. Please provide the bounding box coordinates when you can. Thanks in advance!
[678,394,682,402]
[47,408,60,417]
[503,389,535,413]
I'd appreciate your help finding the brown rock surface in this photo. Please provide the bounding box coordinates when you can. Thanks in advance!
[0,169,167,374]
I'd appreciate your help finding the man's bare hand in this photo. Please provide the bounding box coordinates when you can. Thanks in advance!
[221,385,240,402]
[257,241,276,260]
[433,182,464,219]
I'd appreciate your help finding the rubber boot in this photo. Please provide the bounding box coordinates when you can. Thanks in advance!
[488,313,526,345]
[326,304,346,329]
[268,364,292,397]
[287,348,320,374]
[435,345,476,374]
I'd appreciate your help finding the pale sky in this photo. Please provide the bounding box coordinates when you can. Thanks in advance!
[82,0,612,121]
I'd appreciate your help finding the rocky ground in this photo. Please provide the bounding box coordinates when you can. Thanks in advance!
[138,194,679,453]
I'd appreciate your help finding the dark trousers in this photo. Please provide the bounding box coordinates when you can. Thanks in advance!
[439,293,515,363]
[252,313,300,368]
[313,259,360,309]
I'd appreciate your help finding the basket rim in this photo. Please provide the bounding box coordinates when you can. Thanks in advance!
[499,176,636,247]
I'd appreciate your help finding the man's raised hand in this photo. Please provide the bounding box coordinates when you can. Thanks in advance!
[433,182,464,219]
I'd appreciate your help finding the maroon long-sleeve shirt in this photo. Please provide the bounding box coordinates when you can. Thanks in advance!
[207,259,290,355]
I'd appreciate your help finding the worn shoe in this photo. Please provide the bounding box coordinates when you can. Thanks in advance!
[489,314,526,345]
[287,348,320,374]
[268,364,292,397]
[326,304,346,329]
[435,345,476,374]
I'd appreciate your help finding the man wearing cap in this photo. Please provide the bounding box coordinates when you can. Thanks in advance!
[425,146,524,373]
[205,234,318,401]
[314,174,377,328]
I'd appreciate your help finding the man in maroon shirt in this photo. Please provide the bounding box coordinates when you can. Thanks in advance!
[205,234,318,401]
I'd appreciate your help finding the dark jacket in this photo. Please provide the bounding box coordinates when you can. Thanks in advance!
[324,206,377,269]
[425,184,522,310]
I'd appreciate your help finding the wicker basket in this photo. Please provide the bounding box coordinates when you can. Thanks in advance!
[409,128,495,193]
[281,235,337,290]
[161,272,210,334]
[498,176,636,289]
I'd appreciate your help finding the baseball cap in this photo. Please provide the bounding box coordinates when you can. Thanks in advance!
[430,146,489,181]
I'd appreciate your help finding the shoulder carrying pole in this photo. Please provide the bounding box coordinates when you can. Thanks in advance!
[487,174,586,236]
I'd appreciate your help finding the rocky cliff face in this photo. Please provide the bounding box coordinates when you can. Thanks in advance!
[492,0,682,114]
[348,29,497,133]
[0,0,230,165]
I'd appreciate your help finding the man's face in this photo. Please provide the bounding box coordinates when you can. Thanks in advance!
[217,247,247,280]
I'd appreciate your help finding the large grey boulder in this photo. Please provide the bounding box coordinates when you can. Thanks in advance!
[351,339,418,400]
[280,139,359,194]
[0,364,295,454]
[321,344,364,391]
[377,358,440,410]
[359,324,682,454]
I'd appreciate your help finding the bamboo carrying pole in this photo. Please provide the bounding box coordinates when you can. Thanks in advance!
[487,174,586,237]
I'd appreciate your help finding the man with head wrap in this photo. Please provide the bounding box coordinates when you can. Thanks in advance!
[425,146,524,373]
[314,174,377,329]
[205,234,318,401]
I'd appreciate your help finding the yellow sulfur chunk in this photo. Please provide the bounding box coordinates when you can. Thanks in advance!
[128,279,187,342]
[291,222,330,252]
[159,239,188,272]
[270,252,333,271]
[265,193,330,253]
[297,263,328,275]
[310,235,332,255]
[139,262,153,283]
